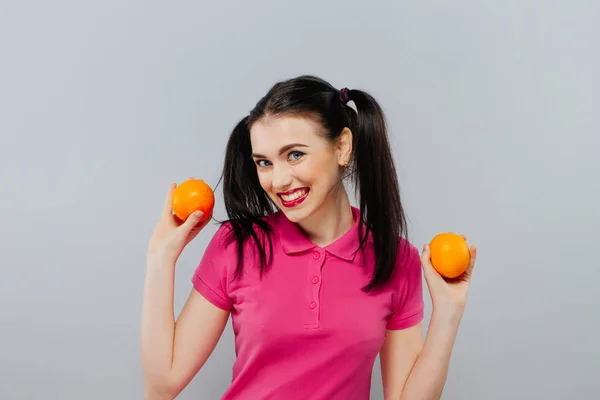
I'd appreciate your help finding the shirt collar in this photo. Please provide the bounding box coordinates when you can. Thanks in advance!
[274,206,365,261]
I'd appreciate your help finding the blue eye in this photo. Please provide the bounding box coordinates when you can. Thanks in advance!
[289,151,304,161]
[256,160,271,167]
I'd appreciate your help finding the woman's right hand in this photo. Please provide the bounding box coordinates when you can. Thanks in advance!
[147,182,212,264]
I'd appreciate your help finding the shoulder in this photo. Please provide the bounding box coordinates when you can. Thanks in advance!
[204,213,281,254]
[389,236,422,287]
[396,237,421,269]
[203,222,235,253]
[384,237,425,329]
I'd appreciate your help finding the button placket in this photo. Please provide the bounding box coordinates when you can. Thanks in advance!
[305,249,325,329]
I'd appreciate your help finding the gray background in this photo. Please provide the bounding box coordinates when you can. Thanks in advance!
[1,1,598,399]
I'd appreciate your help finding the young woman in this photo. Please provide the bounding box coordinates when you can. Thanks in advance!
[141,75,478,400]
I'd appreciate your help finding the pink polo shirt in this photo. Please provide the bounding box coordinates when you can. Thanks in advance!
[192,206,424,400]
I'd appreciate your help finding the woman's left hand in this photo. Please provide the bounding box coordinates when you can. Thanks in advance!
[420,235,478,317]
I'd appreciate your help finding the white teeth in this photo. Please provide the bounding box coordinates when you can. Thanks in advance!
[281,189,308,202]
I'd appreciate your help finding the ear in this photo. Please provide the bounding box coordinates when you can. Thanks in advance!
[336,127,353,167]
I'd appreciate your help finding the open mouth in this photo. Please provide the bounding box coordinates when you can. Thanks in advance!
[278,188,310,208]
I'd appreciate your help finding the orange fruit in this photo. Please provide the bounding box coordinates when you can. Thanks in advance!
[171,178,214,222]
[429,232,471,278]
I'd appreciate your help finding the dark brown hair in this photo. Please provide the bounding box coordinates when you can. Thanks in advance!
[217,75,409,291]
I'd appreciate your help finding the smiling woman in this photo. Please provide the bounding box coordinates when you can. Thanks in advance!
[141,74,478,400]
[249,116,353,228]
[222,76,404,285]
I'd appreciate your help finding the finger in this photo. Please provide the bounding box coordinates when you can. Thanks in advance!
[420,244,441,281]
[181,210,204,231]
[464,245,478,277]
[162,183,176,216]
[198,211,213,230]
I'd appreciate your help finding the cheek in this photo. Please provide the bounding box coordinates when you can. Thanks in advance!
[257,171,272,192]
[298,158,338,186]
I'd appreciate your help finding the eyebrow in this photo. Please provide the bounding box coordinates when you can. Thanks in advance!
[251,143,308,159]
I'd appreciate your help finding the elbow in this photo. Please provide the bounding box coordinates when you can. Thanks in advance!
[143,373,178,400]
[385,391,404,400]
[144,383,177,400]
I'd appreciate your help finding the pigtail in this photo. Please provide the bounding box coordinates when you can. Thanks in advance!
[346,89,410,291]
[220,117,275,279]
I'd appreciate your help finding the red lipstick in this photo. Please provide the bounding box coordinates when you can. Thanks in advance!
[277,188,309,208]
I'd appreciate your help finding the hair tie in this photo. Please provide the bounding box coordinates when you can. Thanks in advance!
[339,87,350,105]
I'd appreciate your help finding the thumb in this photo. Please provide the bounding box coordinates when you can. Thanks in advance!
[420,244,440,282]
[182,211,204,230]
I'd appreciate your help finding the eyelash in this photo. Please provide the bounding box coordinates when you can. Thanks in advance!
[256,151,305,167]
[289,151,304,161]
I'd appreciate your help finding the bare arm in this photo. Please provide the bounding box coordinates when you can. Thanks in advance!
[382,240,477,399]
[141,257,229,399]
[380,323,424,399]
[381,310,463,400]
[141,183,230,399]
[399,310,462,399]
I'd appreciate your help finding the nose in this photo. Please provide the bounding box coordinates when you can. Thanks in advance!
[271,163,293,191]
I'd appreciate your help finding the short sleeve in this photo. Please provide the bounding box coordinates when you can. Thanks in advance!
[192,224,234,311]
[386,242,424,330]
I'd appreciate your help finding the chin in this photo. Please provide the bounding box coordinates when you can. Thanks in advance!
[278,203,311,223]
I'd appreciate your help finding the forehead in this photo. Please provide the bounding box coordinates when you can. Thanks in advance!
[250,115,326,152]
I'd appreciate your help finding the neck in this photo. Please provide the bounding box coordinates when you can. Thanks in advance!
[297,186,355,247]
